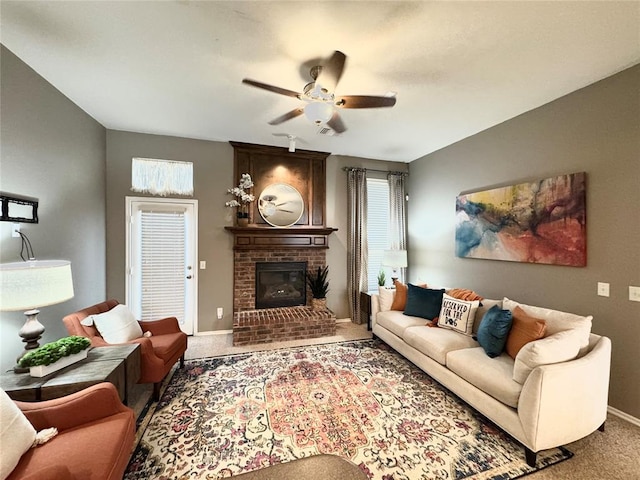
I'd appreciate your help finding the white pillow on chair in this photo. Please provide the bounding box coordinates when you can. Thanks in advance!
[82,304,143,343]
[0,389,36,479]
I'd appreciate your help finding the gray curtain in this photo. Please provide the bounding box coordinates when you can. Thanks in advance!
[388,173,408,282]
[347,168,368,323]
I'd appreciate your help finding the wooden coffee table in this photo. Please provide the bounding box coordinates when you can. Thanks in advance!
[0,344,140,404]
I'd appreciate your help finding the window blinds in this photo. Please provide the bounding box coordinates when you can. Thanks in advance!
[139,210,186,323]
[366,178,391,289]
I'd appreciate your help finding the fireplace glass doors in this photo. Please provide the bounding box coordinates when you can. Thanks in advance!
[255,262,307,309]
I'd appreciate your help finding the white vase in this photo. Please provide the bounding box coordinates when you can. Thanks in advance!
[29,349,88,377]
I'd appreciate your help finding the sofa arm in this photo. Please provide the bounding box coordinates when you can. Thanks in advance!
[518,335,611,451]
[16,383,133,432]
[140,316,182,336]
[370,294,381,328]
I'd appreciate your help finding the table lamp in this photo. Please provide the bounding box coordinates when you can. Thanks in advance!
[0,260,74,373]
[382,249,408,283]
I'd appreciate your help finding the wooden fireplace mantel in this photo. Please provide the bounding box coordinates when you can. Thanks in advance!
[225,226,338,250]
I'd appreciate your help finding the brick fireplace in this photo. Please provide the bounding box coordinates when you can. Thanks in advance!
[226,141,338,346]
[227,235,337,346]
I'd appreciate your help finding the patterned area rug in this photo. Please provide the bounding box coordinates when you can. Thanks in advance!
[125,340,572,479]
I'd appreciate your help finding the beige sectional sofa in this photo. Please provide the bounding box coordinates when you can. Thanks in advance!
[371,290,611,466]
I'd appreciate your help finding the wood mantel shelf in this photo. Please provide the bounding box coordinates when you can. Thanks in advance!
[225,226,338,250]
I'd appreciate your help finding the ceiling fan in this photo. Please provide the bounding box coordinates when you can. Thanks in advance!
[242,51,396,133]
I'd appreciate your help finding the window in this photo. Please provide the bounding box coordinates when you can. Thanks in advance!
[366,178,391,290]
[131,157,194,196]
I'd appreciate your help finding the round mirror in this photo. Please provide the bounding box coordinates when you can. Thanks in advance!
[258,183,304,227]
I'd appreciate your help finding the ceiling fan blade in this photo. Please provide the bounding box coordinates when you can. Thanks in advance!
[316,50,346,92]
[327,112,346,133]
[268,108,304,125]
[242,79,301,98]
[335,95,396,109]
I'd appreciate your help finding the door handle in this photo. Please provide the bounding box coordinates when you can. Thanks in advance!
[186,275,193,279]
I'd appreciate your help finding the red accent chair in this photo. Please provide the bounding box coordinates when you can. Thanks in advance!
[63,299,187,400]
[7,383,135,480]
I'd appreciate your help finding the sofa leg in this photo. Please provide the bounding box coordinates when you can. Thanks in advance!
[525,448,537,467]
[153,382,161,402]
[598,421,606,432]
[180,354,185,368]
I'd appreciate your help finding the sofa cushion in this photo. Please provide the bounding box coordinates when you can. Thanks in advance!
[390,280,409,310]
[472,298,502,334]
[376,310,426,338]
[1,389,36,480]
[378,287,395,312]
[82,304,143,344]
[502,297,592,352]
[445,288,484,302]
[404,285,445,320]
[513,329,583,384]
[437,293,480,336]
[403,325,479,365]
[476,305,513,358]
[505,306,547,359]
[447,347,522,408]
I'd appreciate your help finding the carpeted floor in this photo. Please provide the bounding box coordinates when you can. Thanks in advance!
[125,339,573,479]
[127,323,640,479]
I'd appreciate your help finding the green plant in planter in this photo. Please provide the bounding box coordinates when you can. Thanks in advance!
[18,336,91,368]
[377,269,386,287]
[306,266,329,299]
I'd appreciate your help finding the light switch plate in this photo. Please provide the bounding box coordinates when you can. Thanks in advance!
[217,307,223,319]
[597,282,610,297]
[200,261,206,269]
[629,286,640,302]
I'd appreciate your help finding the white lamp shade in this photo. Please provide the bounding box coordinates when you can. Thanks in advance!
[382,250,408,268]
[0,260,74,311]
[304,101,334,124]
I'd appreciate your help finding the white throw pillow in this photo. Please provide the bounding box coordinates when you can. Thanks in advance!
[512,329,583,384]
[83,304,143,344]
[0,389,36,479]
[437,293,480,336]
[377,287,395,312]
[502,297,592,351]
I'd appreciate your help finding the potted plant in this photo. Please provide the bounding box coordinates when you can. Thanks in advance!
[307,265,329,311]
[18,336,91,377]
[377,269,386,287]
[225,173,255,226]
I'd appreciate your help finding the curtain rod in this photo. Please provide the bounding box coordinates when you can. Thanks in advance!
[342,167,409,176]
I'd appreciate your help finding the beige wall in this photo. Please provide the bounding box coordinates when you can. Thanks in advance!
[407,65,640,418]
[0,46,107,372]
[105,132,405,328]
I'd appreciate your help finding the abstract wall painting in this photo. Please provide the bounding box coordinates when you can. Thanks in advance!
[456,172,586,267]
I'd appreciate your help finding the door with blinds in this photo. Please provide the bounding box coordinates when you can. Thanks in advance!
[126,197,197,335]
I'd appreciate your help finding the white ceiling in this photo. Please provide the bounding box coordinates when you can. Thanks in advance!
[1,1,639,162]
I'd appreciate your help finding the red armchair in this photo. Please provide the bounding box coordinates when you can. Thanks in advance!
[63,299,187,400]
[7,383,135,480]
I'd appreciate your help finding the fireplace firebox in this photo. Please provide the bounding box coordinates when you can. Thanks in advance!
[255,262,307,309]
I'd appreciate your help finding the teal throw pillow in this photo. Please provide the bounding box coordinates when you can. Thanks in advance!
[476,305,513,358]
[403,284,445,320]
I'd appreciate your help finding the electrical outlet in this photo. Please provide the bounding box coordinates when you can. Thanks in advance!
[629,286,640,302]
[217,307,223,319]
[12,223,20,237]
[597,282,610,297]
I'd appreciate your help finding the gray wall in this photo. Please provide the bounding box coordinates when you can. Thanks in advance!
[105,132,405,328]
[0,46,107,372]
[407,65,640,418]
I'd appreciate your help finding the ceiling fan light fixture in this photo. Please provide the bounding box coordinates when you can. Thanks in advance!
[304,101,334,125]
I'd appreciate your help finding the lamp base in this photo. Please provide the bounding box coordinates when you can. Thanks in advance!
[14,309,44,374]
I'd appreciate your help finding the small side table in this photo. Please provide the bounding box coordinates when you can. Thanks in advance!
[360,291,373,331]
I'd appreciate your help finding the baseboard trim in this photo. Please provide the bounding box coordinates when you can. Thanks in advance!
[194,329,233,336]
[336,318,352,323]
[608,405,640,427]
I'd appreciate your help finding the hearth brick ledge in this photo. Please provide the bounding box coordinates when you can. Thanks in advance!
[233,306,336,346]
